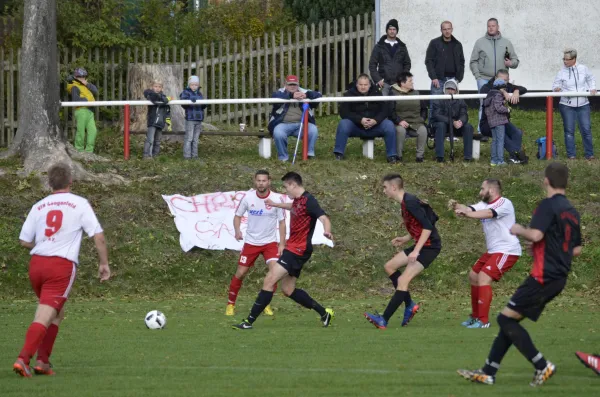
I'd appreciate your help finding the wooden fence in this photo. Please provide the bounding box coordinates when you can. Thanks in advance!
[0,12,375,147]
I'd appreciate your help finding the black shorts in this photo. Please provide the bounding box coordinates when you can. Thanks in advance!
[278,249,312,278]
[403,246,440,269]
[507,276,567,322]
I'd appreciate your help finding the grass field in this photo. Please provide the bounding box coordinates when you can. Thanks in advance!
[1,295,599,396]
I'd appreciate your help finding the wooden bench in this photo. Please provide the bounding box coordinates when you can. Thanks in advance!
[130,130,272,159]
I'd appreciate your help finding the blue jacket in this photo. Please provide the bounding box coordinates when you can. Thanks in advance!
[267,87,322,133]
[179,88,207,121]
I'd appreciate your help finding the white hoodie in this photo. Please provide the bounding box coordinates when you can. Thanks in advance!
[552,63,596,107]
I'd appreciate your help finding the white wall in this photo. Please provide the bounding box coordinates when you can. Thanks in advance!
[380,0,600,91]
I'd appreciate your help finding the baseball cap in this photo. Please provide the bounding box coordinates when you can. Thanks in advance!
[285,75,299,85]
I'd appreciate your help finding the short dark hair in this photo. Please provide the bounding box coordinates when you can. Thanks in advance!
[255,169,270,178]
[545,162,569,189]
[440,20,452,30]
[488,18,499,25]
[484,178,502,193]
[48,163,72,190]
[382,173,404,189]
[282,171,303,186]
[357,73,371,82]
[496,69,509,77]
[397,72,413,85]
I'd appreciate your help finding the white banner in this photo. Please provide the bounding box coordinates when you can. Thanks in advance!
[162,191,334,252]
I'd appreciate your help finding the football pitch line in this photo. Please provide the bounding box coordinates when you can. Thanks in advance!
[61,365,593,380]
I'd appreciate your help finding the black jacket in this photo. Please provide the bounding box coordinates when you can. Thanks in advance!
[424,35,465,82]
[432,98,468,125]
[144,89,171,129]
[478,79,528,136]
[340,81,389,128]
[368,35,411,84]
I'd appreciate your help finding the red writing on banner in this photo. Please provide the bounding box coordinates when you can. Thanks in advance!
[170,192,247,214]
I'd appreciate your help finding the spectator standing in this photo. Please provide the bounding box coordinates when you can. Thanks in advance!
[369,19,411,96]
[179,75,206,160]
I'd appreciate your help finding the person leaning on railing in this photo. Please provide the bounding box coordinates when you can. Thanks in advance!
[66,68,99,153]
[552,48,597,161]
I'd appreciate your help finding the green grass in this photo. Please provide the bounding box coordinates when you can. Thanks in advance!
[1,296,599,396]
[1,110,600,299]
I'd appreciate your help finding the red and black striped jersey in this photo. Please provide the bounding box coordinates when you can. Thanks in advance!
[401,193,442,249]
[286,192,326,255]
[530,194,581,284]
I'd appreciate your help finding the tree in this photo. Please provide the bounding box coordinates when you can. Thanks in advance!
[284,0,374,25]
[1,0,123,184]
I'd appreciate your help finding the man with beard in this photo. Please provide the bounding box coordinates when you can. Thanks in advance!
[449,179,521,328]
[225,170,286,316]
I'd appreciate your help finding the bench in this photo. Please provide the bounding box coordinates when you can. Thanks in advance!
[130,130,272,159]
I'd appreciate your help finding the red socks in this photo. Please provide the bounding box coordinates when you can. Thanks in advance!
[228,276,243,305]
[470,285,479,319]
[478,285,493,324]
[36,324,59,364]
[18,322,47,364]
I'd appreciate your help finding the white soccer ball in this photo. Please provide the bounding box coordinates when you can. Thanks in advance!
[145,310,167,330]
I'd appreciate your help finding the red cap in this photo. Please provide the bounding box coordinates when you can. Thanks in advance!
[285,75,299,85]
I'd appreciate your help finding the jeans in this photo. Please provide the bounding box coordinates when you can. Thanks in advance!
[74,108,97,153]
[432,121,474,160]
[504,122,523,155]
[559,104,594,158]
[396,125,427,159]
[273,122,318,161]
[491,124,506,164]
[429,77,454,121]
[184,120,202,158]
[476,78,490,131]
[144,126,163,158]
[334,119,398,158]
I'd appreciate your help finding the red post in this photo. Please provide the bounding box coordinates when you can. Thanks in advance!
[124,104,130,160]
[545,96,553,160]
[302,109,308,161]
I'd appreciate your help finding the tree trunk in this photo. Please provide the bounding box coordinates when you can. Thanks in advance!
[127,63,185,133]
[1,0,124,185]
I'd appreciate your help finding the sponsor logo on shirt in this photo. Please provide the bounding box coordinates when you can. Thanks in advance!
[248,209,265,216]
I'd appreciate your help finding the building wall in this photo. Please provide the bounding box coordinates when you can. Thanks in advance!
[380,0,600,91]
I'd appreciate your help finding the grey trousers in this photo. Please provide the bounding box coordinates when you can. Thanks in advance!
[396,124,427,159]
[143,126,162,158]
[183,120,202,158]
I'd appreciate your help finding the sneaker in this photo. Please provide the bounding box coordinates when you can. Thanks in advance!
[321,308,334,327]
[387,156,400,164]
[415,157,424,163]
[401,301,419,327]
[461,316,476,327]
[586,156,596,161]
[480,136,489,142]
[490,162,497,167]
[575,352,600,375]
[530,362,556,387]
[364,312,387,329]
[457,368,495,385]
[334,153,344,160]
[13,359,32,378]
[436,157,445,163]
[225,304,235,316]
[264,304,274,316]
[232,319,253,330]
[513,150,529,164]
[467,319,491,329]
[33,361,55,376]
[508,158,521,164]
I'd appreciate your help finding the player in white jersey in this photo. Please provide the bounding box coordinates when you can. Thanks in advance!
[13,163,110,378]
[450,179,522,328]
[225,170,286,316]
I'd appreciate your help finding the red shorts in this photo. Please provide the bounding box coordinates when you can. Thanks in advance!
[29,255,77,311]
[238,242,279,267]
[472,252,519,281]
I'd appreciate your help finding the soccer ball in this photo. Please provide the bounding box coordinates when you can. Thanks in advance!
[145,310,167,330]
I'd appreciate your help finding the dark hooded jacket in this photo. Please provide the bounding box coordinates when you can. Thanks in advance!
[340,80,390,128]
[368,35,411,84]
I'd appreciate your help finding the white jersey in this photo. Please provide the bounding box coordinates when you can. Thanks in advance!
[235,190,285,246]
[19,192,103,264]
[472,197,522,256]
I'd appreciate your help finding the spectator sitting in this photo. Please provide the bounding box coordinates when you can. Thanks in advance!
[389,72,427,162]
[431,79,474,162]
[334,74,399,163]
[267,75,321,161]
[369,19,411,96]
[483,79,510,166]
[179,75,207,160]
[480,69,529,164]
[552,48,597,160]
[143,80,170,159]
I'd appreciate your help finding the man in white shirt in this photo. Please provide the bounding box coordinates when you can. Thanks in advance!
[450,179,521,328]
[225,170,286,316]
[13,163,110,377]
